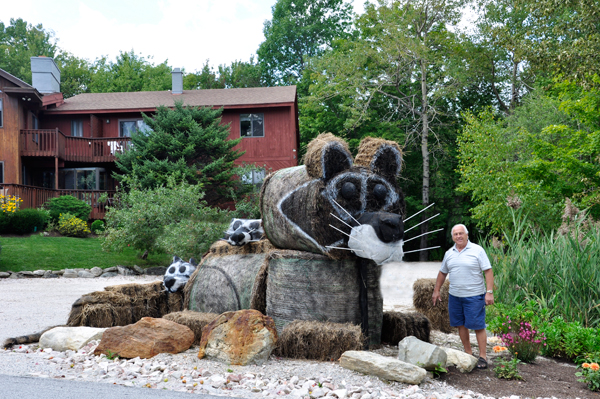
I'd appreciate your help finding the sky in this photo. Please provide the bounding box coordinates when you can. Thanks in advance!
[2,0,367,73]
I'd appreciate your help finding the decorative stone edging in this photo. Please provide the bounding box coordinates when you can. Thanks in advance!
[0,265,167,279]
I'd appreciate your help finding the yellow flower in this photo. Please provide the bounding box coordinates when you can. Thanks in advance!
[583,363,591,368]
[493,345,508,353]
[591,363,600,371]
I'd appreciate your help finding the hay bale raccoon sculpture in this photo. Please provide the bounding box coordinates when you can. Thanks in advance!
[185,134,405,347]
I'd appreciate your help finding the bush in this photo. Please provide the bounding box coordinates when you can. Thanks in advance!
[57,213,90,237]
[0,212,12,234]
[9,208,50,234]
[90,220,105,233]
[45,195,91,222]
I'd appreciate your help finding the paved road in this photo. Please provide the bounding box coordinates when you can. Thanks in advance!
[0,374,228,399]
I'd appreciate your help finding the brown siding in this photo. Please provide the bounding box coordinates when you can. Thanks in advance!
[90,114,103,137]
[0,92,24,184]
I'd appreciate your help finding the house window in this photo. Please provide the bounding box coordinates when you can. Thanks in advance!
[71,120,83,137]
[241,167,266,186]
[0,161,4,183]
[119,119,150,137]
[32,113,39,129]
[0,97,3,128]
[59,167,107,190]
[240,113,264,137]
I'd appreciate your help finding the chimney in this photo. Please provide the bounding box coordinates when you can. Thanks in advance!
[31,56,61,93]
[172,68,183,95]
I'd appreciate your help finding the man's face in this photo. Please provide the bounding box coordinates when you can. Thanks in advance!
[452,226,468,247]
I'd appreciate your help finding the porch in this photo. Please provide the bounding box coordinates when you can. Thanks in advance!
[0,184,115,220]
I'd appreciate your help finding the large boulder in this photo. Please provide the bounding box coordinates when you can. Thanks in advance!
[198,309,277,366]
[397,336,447,371]
[340,350,427,385]
[442,347,478,373]
[40,327,106,352]
[94,317,194,359]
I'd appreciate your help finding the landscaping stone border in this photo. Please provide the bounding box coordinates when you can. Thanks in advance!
[0,265,166,279]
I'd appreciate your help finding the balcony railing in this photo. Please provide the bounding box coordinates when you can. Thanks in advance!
[20,129,131,162]
[0,184,115,220]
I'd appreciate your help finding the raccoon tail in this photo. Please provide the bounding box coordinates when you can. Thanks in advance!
[3,325,63,349]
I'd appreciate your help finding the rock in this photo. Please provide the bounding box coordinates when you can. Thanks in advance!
[40,327,106,352]
[442,347,478,373]
[77,271,95,278]
[117,266,135,276]
[339,351,427,385]
[33,270,46,276]
[90,267,103,277]
[104,266,117,273]
[53,269,65,275]
[145,266,167,276]
[8,272,22,279]
[133,265,144,275]
[100,272,118,277]
[43,271,59,278]
[18,271,36,278]
[63,269,78,278]
[94,317,194,359]
[0,272,10,278]
[198,309,278,366]
[397,336,447,371]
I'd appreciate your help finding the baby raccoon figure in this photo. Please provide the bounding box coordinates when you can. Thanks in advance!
[163,256,197,293]
[261,134,405,264]
[223,218,264,246]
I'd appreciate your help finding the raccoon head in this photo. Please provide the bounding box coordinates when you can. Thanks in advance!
[223,218,264,246]
[261,134,405,264]
[163,256,197,293]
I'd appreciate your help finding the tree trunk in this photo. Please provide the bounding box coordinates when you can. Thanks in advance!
[419,59,430,261]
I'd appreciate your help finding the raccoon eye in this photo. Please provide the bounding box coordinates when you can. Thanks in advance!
[168,266,176,274]
[374,184,387,200]
[341,182,358,200]
[179,266,187,273]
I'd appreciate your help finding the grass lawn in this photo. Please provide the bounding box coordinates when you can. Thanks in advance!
[0,234,172,272]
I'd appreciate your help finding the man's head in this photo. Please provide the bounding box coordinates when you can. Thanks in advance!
[451,224,469,248]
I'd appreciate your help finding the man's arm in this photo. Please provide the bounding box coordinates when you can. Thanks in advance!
[484,268,494,305]
[432,271,448,306]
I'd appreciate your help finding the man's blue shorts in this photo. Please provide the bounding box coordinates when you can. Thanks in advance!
[448,293,486,330]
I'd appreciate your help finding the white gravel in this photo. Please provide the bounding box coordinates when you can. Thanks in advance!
[0,264,534,398]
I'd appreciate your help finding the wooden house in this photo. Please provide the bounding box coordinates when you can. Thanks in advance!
[0,58,299,219]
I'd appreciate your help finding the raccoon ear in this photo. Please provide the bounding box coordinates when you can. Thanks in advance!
[355,137,402,183]
[321,142,353,181]
[304,133,353,180]
[173,255,181,263]
[189,258,197,266]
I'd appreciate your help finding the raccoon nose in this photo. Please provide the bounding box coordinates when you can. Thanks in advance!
[164,278,175,291]
[357,212,403,243]
[231,232,245,245]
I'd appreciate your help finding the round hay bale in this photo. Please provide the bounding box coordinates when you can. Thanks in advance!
[266,250,383,346]
[186,252,270,314]
[273,320,364,361]
[382,311,431,345]
[163,310,219,345]
[303,133,351,179]
[354,137,403,182]
[412,278,452,333]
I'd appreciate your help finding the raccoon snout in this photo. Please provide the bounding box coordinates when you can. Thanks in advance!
[357,212,403,243]
[231,232,247,245]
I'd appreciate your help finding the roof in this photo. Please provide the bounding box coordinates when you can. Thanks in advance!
[45,86,297,114]
[0,68,32,89]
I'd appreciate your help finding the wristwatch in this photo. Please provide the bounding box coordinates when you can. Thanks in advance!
[486,290,494,294]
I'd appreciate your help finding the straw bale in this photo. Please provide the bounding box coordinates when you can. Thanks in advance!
[304,133,351,179]
[206,239,275,257]
[412,279,452,333]
[354,137,402,180]
[381,311,431,345]
[163,311,219,345]
[104,280,164,296]
[273,320,364,361]
[249,257,270,313]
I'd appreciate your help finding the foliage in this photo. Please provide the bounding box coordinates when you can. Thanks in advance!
[0,194,22,214]
[257,0,353,86]
[114,101,248,205]
[483,213,600,328]
[44,195,92,222]
[498,319,546,363]
[9,208,50,235]
[57,213,90,238]
[90,220,105,234]
[183,57,263,90]
[102,176,230,259]
[576,362,600,392]
[431,363,447,379]
[494,355,523,380]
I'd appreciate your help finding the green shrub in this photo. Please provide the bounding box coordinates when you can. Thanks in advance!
[90,220,105,233]
[57,213,90,237]
[45,195,91,222]
[0,212,13,234]
[9,208,50,234]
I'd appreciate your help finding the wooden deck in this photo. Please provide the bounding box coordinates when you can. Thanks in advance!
[20,129,131,162]
[1,184,115,220]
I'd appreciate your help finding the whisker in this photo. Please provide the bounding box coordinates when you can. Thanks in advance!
[404,213,440,233]
[332,199,361,226]
[330,213,354,230]
[403,246,441,254]
[329,224,362,242]
[403,228,444,243]
[325,246,363,252]
[403,203,435,223]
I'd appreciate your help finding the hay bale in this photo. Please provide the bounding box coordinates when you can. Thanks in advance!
[273,320,364,361]
[303,133,352,179]
[67,282,183,328]
[354,137,402,180]
[206,239,275,257]
[163,311,218,345]
[412,279,452,333]
[382,311,431,345]
[266,250,383,347]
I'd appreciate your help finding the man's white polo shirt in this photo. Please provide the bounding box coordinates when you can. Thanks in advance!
[440,241,492,298]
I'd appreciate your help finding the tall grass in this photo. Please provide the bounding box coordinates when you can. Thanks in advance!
[484,213,600,328]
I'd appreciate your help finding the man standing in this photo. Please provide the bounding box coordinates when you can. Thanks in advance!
[432,224,494,369]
